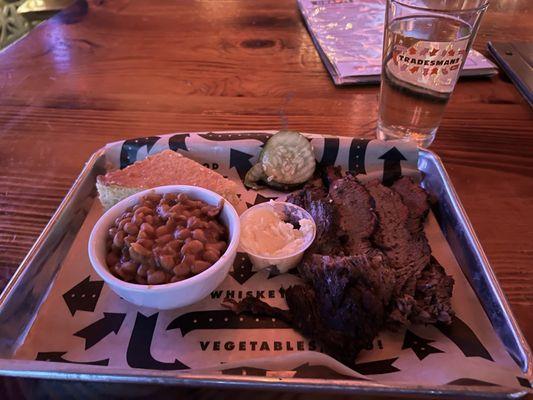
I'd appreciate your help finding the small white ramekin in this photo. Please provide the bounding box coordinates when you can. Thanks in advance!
[88,185,240,310]
[239,201,316,273]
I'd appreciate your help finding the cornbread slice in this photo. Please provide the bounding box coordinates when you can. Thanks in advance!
[96,150,240,209]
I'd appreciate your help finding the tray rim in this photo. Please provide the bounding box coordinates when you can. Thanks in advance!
[0,148,105,311]
[0,132,530,397]
[418,149,532,378]
[0,358,528,398]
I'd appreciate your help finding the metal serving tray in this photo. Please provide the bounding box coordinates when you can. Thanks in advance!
[0,141,530,399]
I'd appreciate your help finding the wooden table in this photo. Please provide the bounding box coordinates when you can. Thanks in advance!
[0,0,531,398]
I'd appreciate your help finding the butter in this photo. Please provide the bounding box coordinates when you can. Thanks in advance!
[240,202,314,258]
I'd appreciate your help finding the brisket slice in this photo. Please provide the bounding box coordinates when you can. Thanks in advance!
[288,172,377,256]
[411,257,455,324]
[223,296,292,323]
[285,177,326,212]
[389,177,454,325]
[322,165,343,188]
[391,177,430,235]
[387,259,454,326]
[287,178,343,255]
[365,180,431,295]
[328,175,377,254]
[389,176,431,300]
[305,199,342,255]
[286,285,368,366]
[297,253,394,334]
[224,253,394,367]
[223,287,363,367]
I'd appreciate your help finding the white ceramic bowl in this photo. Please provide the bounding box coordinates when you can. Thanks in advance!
[88,185,240,310]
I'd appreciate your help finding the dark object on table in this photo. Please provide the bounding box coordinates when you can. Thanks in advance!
[488,42,533,107]
[224,170,455,367]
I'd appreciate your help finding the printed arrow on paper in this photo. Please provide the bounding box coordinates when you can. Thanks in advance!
[353,357,400,375]
[62,276,104,316]
[73,312,126,350]
[246,193,274,208]
[119,136,160,169]
[379,147,406,186]
[229,252,257,285]
[126,312,189,370]
[36,352,109,366]
[229,149,255,181]
[167,309,291,337]
[436,316,493,361]
[168,133,190,152]
[402,330,443,361]
[517,377,532,389]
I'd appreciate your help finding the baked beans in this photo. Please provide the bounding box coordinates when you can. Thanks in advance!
[105,193,228,285]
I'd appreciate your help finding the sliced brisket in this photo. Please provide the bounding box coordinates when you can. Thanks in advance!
[286,284,370,366]
[388,177,454,324]
[225,170,455,368]
[391,176,430,235]
[285,175,327,210]
[411,257,455,324]
[223,296,292,323]
[365,180,431,295]
[224,287,366,366]
[328,175,377,254]
[224,253,395,366]
[287,178,343,255]
[322,165,343,188]
[294,252,395,364]
[297,253,394,333]
[306,199,342,255]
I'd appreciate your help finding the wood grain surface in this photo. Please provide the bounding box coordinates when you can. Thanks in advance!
[0,0,531,398]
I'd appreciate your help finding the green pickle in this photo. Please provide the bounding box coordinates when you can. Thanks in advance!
[244,131,316,191]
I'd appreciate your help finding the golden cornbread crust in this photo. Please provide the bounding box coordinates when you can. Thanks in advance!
[97,150,240,209]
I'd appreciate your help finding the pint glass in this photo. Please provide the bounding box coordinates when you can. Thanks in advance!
[377,0,489,147]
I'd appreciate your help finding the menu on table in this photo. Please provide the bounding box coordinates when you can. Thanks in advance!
[298,0,498,85]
